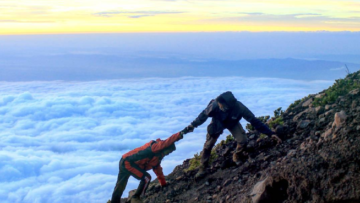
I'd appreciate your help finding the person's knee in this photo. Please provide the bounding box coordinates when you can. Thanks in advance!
[144,173,151,181]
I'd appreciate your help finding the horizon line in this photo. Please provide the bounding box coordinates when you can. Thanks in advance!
[1,30,360,36]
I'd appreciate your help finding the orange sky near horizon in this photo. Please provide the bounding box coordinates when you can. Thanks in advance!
[0,0,360,35]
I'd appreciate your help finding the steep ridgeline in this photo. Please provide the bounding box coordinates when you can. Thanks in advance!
[123,71,360,203]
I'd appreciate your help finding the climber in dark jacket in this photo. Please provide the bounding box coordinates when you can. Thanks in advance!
[186,91,282,179]
[111,128,190,203]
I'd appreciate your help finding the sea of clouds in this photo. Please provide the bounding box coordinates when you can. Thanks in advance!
[0,77,333,203]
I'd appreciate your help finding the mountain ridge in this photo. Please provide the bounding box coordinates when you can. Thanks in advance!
[119,70,360,203]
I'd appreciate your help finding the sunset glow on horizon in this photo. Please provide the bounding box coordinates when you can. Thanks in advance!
[1,0,360,35]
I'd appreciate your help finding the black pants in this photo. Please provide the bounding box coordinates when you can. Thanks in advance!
[111,159,151,203]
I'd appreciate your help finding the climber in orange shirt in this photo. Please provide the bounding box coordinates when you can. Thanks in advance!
[110,128,190,203]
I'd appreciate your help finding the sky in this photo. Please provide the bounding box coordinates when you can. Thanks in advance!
[1,0,360,34]
[0,77,334,202]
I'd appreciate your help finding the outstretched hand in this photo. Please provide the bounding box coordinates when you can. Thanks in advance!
[181,125,194,134]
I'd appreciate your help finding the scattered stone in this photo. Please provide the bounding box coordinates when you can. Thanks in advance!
[325,105,331,111]
[287,150,296,157]
[325,110,334,117]
[302,98,313,107]
[318,118,326,126]
[332,110,347,129]
[298,120,311,129]
[315,93,325,98]
[250,177,269,203]
[352,100,358,109]
[322,128,333,140]
[222,179,232,187]
[349,88,360,95]
[293,112,306,122]
[315,106,325,115]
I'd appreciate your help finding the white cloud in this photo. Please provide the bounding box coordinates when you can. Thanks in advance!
[0,77,333,202]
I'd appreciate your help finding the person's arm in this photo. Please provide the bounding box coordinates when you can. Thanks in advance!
[151,132,183,153]
[190,100,216,128]
[240,102,281,142]
[153,165,166,186]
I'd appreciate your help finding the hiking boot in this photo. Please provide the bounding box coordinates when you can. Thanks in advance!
[232,143,247,165]
[232,151,243,165]
[130,196,142,203]
[195,166,207,179]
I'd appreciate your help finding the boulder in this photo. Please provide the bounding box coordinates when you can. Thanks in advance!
[315,93,325,98]
[302,98,313,107]
[325,105,331,111]
[332,110,347,129]
[297,120,311,129]
[315,106,325,115]
[250,177,270,203]
[352,100,358,109]
[349,88,360,95]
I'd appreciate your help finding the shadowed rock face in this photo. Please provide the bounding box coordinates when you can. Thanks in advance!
[121,72,360,203]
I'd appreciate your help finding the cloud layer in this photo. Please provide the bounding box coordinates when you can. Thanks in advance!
[0,77,333,202]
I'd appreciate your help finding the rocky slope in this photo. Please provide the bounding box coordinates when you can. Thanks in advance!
[123,71,360,203]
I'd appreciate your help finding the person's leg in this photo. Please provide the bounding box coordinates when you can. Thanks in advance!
[195,132,221,179]
[201,133,221,167]
[228,122,248,164]
[111,160,130,203]
[123,160,151,202]
[133,172,152,198]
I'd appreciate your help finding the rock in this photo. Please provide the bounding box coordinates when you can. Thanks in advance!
[212,194,217,199]
[128,189,136,200]
[325,110,334,117]
[315,106,325,115]
[352,100,358,109]
[293,112,305,122]
[222,179,232,187]
[287,150,296,157]
[349,88,360,95]
[357,106,360,112]
[249,134,256,139]
[297,120,311,129]
[357,126,360,131]
[325,105,331,110]
[275,125,286,138]
[250,177,269,203]
[315,93,325,98]
[332,110,347,129]
[321,128,333,140]
[302,98,313,107]
[318,118,326,126]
